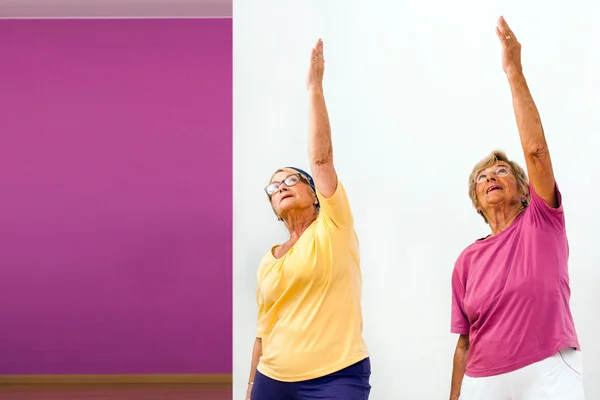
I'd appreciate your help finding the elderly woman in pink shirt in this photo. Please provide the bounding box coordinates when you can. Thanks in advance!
[449,17,584,400]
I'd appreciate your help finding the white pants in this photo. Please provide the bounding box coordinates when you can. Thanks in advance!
[460,348,585,400]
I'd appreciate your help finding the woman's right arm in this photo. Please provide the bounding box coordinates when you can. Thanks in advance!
[245,337,263,399]
[449,334,469,400]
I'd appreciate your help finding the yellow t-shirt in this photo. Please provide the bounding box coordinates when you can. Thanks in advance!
[255,181,369,382]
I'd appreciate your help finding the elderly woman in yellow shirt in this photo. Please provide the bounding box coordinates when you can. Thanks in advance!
[245,39,371,400]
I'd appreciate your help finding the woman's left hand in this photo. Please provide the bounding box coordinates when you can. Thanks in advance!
[495,16,522,76]
[306,38,325,92]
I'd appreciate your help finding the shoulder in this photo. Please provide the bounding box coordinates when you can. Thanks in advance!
[527,180,563,211]
[453,240,481,276]
[315,180,354,230]
[453,250,467,272]
[523,180,566,232]
[317,179,349,203]
[256,247,277,279]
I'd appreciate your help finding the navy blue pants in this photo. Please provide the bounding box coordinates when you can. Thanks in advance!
[251,357,371,400]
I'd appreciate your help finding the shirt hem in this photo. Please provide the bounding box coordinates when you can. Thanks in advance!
[257,352,369,383]
[465,340,579,378]
[451,327,469,335]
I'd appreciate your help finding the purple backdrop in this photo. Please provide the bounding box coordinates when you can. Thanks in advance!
[0,19,232,374]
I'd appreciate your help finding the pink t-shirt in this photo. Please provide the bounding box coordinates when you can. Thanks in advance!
[451,182,580,378]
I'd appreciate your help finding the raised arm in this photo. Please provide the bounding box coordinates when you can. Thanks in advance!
[306,39,338,198]
[496,17,558,208]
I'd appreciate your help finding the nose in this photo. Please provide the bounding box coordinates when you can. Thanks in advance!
[277,185,290,194]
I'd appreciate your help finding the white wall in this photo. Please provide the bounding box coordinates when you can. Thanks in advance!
[233,0,600,398]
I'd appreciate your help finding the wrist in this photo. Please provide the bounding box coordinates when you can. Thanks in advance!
[505,68,524,81]
[307,87,324,95]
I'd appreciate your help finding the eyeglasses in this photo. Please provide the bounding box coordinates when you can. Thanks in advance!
[265,173,305,196]
[474,166,511,184]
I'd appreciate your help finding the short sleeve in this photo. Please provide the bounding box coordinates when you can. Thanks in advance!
[524,181,565,232]
[451,260,470,335]
[316,180,354,230]
[255,284,266,338]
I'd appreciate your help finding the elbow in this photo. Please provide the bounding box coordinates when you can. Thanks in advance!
[310,148,333,166]
[525,141,549,160]
[524,126,549,159]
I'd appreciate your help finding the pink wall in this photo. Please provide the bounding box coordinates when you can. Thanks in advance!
[0,19,232,374]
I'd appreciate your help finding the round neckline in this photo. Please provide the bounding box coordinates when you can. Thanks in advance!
[475,210,525,244]
[268,217,319,260]
[270,244,293,260]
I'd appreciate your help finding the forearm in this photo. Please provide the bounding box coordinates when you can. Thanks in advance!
[507,71,547,154]
[449,335,469,400]
[499,19,556,203]
[248,338,262,385]
[308,89,333,166]
[450,348,467,400]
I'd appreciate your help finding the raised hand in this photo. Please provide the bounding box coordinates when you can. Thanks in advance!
[495,16,522,76]
[306,38,325,92]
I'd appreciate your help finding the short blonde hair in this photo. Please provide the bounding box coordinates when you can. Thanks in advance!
[267,168,319,221]
[468,150,529,223]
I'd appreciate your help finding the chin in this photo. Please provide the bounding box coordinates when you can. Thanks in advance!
[485,192,507,201]
[278,200,297,211]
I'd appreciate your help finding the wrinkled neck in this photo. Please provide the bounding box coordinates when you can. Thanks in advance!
[484,202,525,237]
[284,209,318,239]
